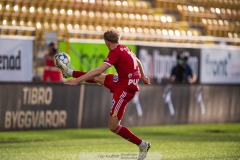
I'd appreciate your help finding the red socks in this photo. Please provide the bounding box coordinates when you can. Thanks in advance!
[114,125,142,145]
[72,71,96,83]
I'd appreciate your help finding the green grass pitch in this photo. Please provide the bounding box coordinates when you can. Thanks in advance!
[0,123,239,160]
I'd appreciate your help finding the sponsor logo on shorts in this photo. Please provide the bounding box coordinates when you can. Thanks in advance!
[111,100,115,110]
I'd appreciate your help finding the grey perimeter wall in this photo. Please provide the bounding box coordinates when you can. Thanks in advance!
[0,83,239,130]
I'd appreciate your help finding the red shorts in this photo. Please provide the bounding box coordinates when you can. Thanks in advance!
[104,74,118,93]
[104,74,136,120]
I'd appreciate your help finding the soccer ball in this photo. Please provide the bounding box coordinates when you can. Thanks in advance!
[55,52,70,67]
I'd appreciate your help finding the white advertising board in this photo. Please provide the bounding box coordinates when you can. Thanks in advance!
[0,38,33,82]
[201,47,240,84]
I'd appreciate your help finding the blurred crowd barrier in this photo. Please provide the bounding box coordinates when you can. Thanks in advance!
[0,83,239,131]
[1,37,240,84]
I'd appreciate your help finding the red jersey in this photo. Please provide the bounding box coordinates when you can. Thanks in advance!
[103,45,141,91]
[45,56,55,67]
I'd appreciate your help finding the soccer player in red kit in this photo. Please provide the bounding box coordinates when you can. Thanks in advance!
[57,28,151,160]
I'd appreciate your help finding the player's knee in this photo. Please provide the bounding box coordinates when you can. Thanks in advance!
[109,115,120,132]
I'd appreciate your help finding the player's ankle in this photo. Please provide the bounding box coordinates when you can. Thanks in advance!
[138,140,146,148]
[67,68,73,77]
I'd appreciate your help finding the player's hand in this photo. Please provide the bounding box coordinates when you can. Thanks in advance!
[142,76,150,85]
[64,79,80,85]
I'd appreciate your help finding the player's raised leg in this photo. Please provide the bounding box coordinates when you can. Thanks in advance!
[54,55,107,84]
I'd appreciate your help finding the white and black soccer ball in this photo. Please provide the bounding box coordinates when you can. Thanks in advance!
[56,52,70,67]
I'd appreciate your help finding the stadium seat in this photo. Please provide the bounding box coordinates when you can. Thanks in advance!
[0,0,239,43]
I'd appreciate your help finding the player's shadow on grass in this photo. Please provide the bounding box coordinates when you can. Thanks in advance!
[204,129,226,133]
[141,129,239,142]
[0,139,46,144]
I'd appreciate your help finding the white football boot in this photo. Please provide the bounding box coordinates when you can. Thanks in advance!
[137,141,151,160]
[54,55,71,78]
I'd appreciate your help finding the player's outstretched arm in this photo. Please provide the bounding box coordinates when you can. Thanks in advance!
[136,58,150,85]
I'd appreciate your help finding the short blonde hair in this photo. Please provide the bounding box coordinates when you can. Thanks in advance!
[103,28,121,43]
